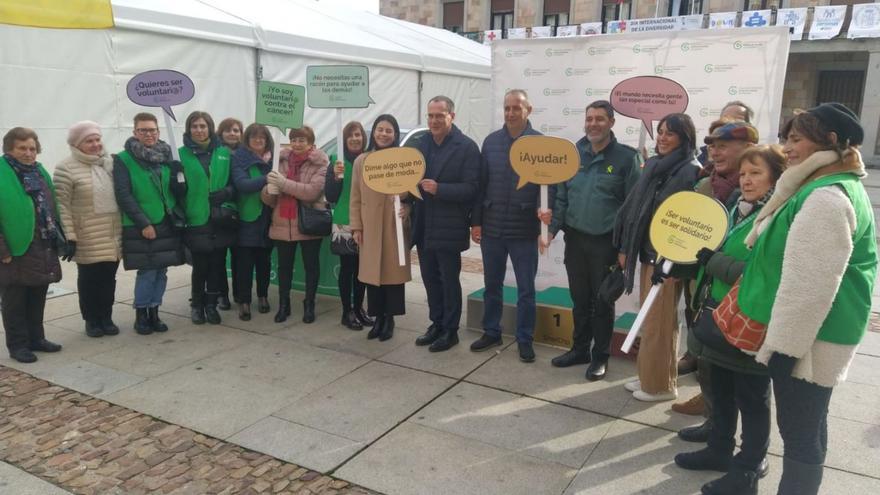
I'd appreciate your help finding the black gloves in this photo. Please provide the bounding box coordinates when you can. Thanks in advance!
[208,190,227,206]
[768,352,797,378]
[696,247,716,266]
[650,265,669,285]
[61,241,76,262]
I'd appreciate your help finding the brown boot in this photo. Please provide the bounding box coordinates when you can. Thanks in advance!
[671,393,705,416]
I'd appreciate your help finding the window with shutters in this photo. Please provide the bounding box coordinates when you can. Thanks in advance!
[816,70,865,117]
[442,1,464,33]
[543,0,570,28]
[491,0,514,36]
[601,0,632,27]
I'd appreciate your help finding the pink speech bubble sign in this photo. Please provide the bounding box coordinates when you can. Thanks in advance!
[610,76,689,139]
[126,70,195,122]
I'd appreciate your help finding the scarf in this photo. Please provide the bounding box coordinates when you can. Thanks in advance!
[343,147,362,164]
[745,149,862,248]
[613,146,693,293]
[735,187,774,224]
[70,146,117,215]
[278,148,312,220]
[4,154,61,244]
[710,168,740,204]
[125,136,173,165]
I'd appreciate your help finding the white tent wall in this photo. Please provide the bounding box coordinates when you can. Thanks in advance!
[420,73,491,143]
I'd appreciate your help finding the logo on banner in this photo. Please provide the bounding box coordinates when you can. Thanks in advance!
[704,64,736,73]
[565,67,593,77]
[681,41,710,52]
[744,12,768,27]
[523,68,551,77]
[609,66,637,76]
[655,65,685,75]
[633,43,662,54]
[626,126,638,135]
[545,48,572,57]
[505,49,531,58]
[562,107,585,116]
[733,40,766,50]
[539,123,568,134]
[587,46,613,56]
[543,88,570,97]
[728,86,762,96]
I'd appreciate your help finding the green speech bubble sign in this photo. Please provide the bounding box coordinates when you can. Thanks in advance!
[256,81,305,132]
[306,65,373,109]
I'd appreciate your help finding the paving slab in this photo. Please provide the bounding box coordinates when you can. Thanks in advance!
[753,455,880,495]
[829,379,880,425]
[275,361,454,443]
[856,331,880,358]
[616,377,703,433]
[0,461,71,495]
[413,382,615,468]
[228,416,364,473]
[843,352,880,386]
[336,422,577,495]
[274,315,419,360]
[377,328,499,379]
[30,359,144,398]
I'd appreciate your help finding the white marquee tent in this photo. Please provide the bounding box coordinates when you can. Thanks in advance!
[0,0,491,168]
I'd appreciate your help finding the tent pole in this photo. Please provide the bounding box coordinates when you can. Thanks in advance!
[255,48,263,101]
[417,71,424,127]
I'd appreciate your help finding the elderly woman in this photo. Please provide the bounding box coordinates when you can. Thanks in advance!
[215,117,245,310]
[54,121,122,338]
[263,126,329,324]
[0,128,65,363]
[739,104,876,495]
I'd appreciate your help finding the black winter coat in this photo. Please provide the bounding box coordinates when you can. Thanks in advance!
[411,125,481,251]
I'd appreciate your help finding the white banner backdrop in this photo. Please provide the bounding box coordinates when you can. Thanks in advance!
[809,5,847,40]
[776,8,808,41]
[709,12,738,29]
[848,3,880,39]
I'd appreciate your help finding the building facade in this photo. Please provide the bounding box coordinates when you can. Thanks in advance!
[380,0,880,165]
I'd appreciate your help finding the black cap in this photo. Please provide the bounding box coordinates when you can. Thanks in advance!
[807,102,864,146]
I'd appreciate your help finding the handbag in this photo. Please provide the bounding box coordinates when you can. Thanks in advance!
[210,203,239,230]
[711,277,767,352]
[693,298,748,358]
[330,224,358,256]
[597,265,625,304]
[297,201,332,236]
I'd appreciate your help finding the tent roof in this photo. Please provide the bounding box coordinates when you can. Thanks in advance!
[111,0,490,78]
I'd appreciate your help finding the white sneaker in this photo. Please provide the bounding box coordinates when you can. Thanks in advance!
[632,389,678,402]
[624,380,641,392]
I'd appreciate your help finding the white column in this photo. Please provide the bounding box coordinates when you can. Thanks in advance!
[860,51,880,166]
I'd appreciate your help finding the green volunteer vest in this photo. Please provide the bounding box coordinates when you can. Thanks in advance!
[180,146,232,227]
[0,157,54,256]
[117,151,176,227]
[329,154,353,225]
[236,165,264,223]
[739,173,878,345]
[693,209,757,303]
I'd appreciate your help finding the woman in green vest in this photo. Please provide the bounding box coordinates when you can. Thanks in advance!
[325,121,373,330]
[0,127,65,363]
[180,111,236,325]
[674,145,786,495]
[739,104,877,495]
[216,117,245,311]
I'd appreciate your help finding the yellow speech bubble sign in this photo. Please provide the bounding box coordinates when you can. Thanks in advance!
[649,191,730,264]
[509,136,579,189]
[362,147,426,199]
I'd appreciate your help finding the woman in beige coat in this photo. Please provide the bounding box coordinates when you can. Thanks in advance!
[53,121,122,338]
[350,114,411,341]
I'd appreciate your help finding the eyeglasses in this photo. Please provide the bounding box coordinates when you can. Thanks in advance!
[136,128,159,135]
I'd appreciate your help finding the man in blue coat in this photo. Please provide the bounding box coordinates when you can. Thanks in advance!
[470,89,553,363]
[412,96,481,352]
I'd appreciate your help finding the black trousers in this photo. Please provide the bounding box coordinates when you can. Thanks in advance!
[275,239,321,302]
[191,248,228,307]
[366,284,405,316]
[771,365,834,465]
[1,284,48,351]
[77,261,119,322]
[234,246,272,303]
[563,230,617,361]
[220,247,235,301]
[707,363,771,471]
[338,254,365,311]
[417,247,462,331]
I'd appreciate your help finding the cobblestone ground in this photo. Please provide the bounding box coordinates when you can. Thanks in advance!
[0,366,377,495]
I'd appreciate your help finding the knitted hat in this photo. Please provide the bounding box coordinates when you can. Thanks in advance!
[704,121,759,145]
[67,120,102,146]
[806,102,864,146]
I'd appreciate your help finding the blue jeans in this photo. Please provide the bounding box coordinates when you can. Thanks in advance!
[480,235,538,343]
[134,268,168,309]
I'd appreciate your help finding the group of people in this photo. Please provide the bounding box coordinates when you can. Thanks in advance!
[1,90,874,495]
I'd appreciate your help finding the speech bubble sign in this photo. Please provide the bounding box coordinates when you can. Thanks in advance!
[509,135,579,190]
[126,70,195,121]
[649,191,729,264]
[306,65,374,109]
[362,147,426,199]
[255,81,306,133]
[611,76,689,139]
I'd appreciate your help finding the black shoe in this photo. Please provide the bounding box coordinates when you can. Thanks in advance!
[429,329,459,352]
[415,324,442,346]
[378,315,395,342]
[518,341,536,363]
[354,307,374,326]
[30,339,62,353]
[367,315,385,340]
[551,349,590,368]
[470,334,502,352]
[239,303,251,321]
[674,448,731,472]
[217,294,232,311]
[134,308,153,335]
[257,297,270,314]
[274,297,291,323]
[85,320,104,338]
[9,347,37,363]
[302,300,316,324]
[586,360,607,381]
[701,468,759,495]
[149,307,168,332]
[341,310,363,330]
[191,306,206,325]
[204,305,222,324]
[100,317,120,336]
[755,458,769,479]
[678,420,712,443]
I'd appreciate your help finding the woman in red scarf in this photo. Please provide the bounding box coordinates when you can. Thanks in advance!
[263,127,329,323]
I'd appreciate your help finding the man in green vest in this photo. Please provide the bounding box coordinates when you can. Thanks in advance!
[113,112,186,334]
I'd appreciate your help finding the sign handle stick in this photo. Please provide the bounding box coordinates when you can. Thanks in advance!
[336,108,344,179]
[394,195,406,266]
[540,184,549,256]
[162,112,180,162]
[272,127,282,171]
[620,258,674,354]
[638,126,648,159]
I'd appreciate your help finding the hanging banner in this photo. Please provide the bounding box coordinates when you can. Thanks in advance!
[848,3,880,39]
[0,0,113,29]
[507,27,528,39]
[709,12,738,29]
[742,10,772,29]
[556,25,578,37]
[776,8,808,41]
[681,14,704,30]
[483,29,501,44]
[809,5,847,40]
[606,15,702,34]
[580,22,603,36]
[531,26,553,38]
